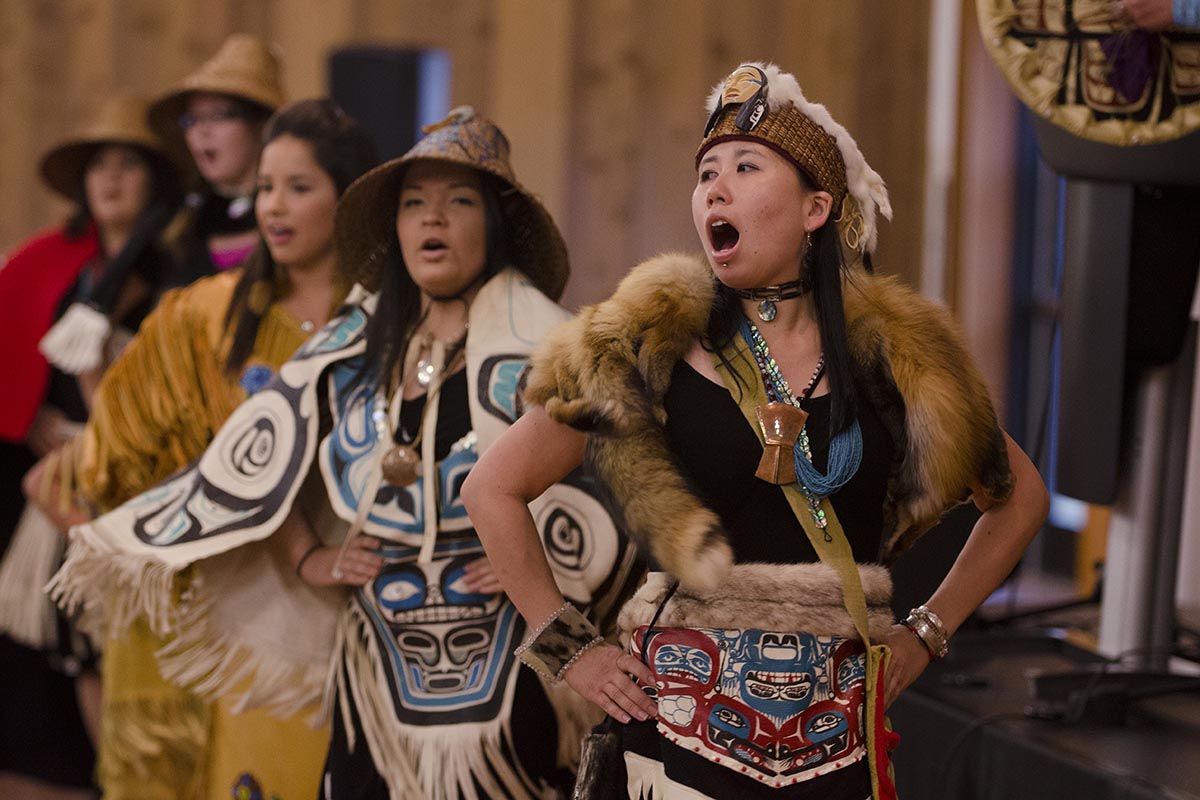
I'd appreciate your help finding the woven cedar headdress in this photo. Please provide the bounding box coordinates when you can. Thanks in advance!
[697,63,892,259]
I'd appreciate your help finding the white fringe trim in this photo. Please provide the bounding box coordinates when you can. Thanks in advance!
[48,504,348,756]
[155,537,341,724]
[46,523,181,640]
[626,751,716,799]
[0,506,63,649]
[38,301,112,375]
[155,593,331,724]
[340,602,550,800]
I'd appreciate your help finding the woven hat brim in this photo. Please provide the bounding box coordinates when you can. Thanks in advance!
[39,136,176,202]
[148,84,282,136]
[335,155,568,300]
[147,86,282,168]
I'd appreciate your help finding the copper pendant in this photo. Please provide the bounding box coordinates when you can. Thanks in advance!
[754,402,808,484]
[381,444,421,486]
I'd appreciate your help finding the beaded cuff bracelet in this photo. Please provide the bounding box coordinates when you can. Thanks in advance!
[515,602,604,683]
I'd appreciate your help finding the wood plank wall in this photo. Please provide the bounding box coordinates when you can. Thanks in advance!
[0,0,931,307]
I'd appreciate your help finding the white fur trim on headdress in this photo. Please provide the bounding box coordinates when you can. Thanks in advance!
[706,62,893,254]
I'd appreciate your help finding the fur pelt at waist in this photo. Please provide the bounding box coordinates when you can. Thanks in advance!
[617,564,894,645]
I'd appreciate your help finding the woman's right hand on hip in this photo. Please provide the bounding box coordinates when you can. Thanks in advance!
[299,535,383,587]
[564,643,659,724]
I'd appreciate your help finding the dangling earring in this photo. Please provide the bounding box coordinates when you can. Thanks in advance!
[802,230,814,271]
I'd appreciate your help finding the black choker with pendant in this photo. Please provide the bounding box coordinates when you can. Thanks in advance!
[734,274,813,322]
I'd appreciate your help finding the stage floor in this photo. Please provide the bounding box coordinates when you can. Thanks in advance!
[888,631,1200,800]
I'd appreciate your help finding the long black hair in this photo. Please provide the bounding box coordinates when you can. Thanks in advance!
[223,98,379,374]
[353,168,511,394]
[703,173,858,436]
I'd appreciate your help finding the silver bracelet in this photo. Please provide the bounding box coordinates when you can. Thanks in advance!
[904,604,950,659]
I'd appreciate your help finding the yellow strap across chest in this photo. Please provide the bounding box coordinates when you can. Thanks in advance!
[712,336,873,646]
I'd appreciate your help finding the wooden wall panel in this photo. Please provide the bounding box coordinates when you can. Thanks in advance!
[266,0,352,103]
[490,0,573,226]
[2,1,90,241]
[346,0,494,113]
[562,0,641,307]
[1,0,933,311]
[951,7,1021,402]
[626,0,708,270]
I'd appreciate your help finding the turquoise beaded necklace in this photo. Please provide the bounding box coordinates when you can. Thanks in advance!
[739,317,863,532]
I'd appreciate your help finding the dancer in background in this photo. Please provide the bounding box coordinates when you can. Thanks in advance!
[40,98,376,800]
[0,92,181,799]
[150,32,284,287]
[35,32,283,799]
[463,63,1049,799]
[55,107,639,800]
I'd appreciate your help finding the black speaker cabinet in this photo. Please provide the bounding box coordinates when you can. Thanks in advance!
[1030,120,1200,504]
[329,47,450,161]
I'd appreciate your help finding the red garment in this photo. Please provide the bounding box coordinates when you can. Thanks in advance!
[0,226,100,442]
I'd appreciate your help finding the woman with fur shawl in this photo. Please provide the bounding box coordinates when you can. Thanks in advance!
[463,63,1049,799]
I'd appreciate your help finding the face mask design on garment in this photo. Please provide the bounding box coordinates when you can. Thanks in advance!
[368,553,522,723]
[634,625,868,785]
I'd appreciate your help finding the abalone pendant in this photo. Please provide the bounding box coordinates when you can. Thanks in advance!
[757,299,777,322]
[381,444,421,486]
[415,357,435,387]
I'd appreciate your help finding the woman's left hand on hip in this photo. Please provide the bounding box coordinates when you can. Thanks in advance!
[882,623,931,708]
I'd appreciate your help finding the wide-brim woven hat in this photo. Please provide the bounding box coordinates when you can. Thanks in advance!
[39,93,178,201]
[977,0,1200,145]
[148,33,285,148]
[697,63,892,259]
[335,106,569,300]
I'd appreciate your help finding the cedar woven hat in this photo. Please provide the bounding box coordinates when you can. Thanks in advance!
[335,106,569,300]
[697,63,892,259]
[39,93,177,201]
[148,33,285,146]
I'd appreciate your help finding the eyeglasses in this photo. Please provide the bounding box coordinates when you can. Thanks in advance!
[178,108,243,130]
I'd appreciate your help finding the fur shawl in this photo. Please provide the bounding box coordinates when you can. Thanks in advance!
[525,253,1013,593]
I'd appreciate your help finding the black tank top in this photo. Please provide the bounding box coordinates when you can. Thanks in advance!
[662,358,893,564]
[396,368,471,457]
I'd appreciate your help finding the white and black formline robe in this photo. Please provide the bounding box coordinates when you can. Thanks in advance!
[51,268,642,800]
